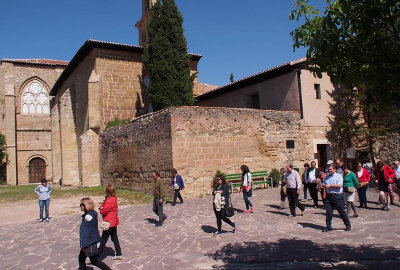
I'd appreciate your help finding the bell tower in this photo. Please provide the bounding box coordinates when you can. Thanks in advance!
[135,0,156,46]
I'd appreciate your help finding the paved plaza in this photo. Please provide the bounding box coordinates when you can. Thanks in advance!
[1,188,400,270]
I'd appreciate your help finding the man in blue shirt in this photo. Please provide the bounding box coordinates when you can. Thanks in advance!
[322,164,351,232]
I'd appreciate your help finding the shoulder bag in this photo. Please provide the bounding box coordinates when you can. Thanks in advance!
[101,208,117,231]
[225,198,235,217]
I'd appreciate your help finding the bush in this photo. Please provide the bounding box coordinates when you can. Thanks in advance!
[269,168,281,187]
[106,118,131,129]
[211,170,227,189]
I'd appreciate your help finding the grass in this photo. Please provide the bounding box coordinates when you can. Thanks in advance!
[0,185,154,204]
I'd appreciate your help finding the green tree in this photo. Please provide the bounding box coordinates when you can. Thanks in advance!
[290,0,400,163]
[0,134,6,162]
[143,0,196,111]
[229,73,234,83]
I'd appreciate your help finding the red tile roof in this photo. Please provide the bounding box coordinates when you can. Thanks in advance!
[1,58,69,66]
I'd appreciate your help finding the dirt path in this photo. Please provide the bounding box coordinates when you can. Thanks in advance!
[1,196,131,225]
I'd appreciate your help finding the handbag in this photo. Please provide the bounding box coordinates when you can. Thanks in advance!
[343,186,355,193]
[247,186,253,197]
[225,198,235,217]
[101,206,117,231]
[84,243,98,257]
[359,182,368,188]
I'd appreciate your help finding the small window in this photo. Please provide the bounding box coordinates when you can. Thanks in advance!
[286,140,295,149]
[314,84,321,99]
[247,92,260,109]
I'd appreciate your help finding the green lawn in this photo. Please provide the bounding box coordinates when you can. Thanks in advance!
[0,185,153,205]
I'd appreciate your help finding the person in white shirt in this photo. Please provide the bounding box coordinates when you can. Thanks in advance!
[285,165,305,217]
[307,161,320,208]
[34,178,52,222]
[240,165,254,214]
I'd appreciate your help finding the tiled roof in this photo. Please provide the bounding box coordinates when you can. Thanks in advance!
[1,58,69,66]
[196,83,219,96]
[196,58,306,101]
[50,39,202,96]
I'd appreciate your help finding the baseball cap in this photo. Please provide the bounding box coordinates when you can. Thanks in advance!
[326,160,333,165]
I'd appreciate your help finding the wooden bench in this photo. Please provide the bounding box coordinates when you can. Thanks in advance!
[226,170,270,193]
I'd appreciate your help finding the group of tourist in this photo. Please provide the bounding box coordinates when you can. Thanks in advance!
[33,159,400,268]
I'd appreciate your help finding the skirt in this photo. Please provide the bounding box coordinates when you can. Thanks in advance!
[344,191,355,202]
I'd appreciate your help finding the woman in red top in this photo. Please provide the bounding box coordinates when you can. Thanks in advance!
[97,183,122,260]
[355,162,371,208]
[375,161,396,211]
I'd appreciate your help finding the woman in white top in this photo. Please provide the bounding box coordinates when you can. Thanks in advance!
[34,178,52,222]
[240,165,254,214]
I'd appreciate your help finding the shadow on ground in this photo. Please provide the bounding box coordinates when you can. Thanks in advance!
[206,238,400,269]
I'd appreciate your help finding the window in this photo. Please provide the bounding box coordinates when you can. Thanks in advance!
[286,140,295,149]
[314,84,321,99]
[21,80,50,115]
[247,92,260,109]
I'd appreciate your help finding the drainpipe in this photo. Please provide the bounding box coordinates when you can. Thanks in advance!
[296,69,304,119]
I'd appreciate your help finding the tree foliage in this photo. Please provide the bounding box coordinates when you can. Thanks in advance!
[106,118,131,129]
[290,0,400,161]
[0,133,6,162]
[143,0,196,111]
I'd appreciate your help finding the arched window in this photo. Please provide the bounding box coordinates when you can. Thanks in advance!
[21,80,50,115]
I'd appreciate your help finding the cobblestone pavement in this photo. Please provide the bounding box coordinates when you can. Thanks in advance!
[1,188,400,270]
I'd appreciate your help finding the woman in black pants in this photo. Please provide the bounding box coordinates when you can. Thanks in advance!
[213,176,236,235]
[79,198,111,270]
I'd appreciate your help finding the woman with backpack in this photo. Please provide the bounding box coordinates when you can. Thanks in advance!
[213,175,236,235]
[240,165,254,214]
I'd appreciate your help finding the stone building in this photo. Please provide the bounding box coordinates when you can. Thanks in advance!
[0,59,67,185]
[49,39,202,187]
[197,59,334,167]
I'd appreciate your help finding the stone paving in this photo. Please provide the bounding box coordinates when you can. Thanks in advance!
[1,188,400,270]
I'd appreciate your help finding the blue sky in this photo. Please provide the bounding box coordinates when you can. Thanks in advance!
[0,0,325,87]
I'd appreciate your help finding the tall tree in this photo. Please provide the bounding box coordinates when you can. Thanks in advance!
[143,0,196,111]
[290,0,400,163]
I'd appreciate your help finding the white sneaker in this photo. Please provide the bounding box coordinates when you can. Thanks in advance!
[111,255,123,260]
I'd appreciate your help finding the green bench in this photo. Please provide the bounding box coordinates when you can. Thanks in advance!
[226,170,270,193]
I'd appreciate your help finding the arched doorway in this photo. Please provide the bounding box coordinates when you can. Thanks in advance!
[29,157,46,183]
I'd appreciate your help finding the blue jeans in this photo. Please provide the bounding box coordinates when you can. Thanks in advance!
[39,199,50,219]
[243,190,253,210]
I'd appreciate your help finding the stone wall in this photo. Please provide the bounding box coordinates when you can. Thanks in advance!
[375,132,400,164]
[100,106,316,197]
[171,107,314,197]
[100,111,173,193]
[96,49,146,129]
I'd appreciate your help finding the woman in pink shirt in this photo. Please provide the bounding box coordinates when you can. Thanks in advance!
[355,162,371,208]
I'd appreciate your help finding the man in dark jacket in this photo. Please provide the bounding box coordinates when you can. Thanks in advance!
[153,171,167,226]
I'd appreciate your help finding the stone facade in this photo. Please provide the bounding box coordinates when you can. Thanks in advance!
[50,40,201,187]
[0,60,67,185]
[100,106,318,197]
[375,132,400,164]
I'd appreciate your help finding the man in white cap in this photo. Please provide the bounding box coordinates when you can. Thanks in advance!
[325,160,333,174]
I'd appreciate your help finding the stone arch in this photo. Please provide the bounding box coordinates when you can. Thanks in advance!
[18,77,51,115]
[27,155,47,183]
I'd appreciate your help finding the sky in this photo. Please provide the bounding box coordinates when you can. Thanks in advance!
[0,0,325,87]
